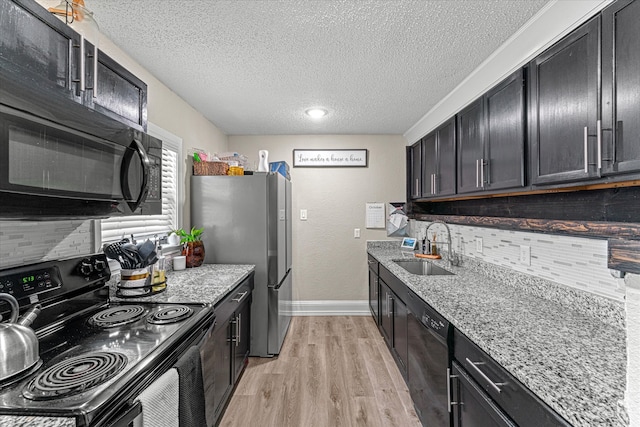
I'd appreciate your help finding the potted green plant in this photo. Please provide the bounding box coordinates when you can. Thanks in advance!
[174,227,205,267]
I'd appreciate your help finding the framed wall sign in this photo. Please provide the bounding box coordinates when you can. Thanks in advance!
[293,149,368,167]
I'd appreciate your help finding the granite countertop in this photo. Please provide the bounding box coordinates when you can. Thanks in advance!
[110,263,255,305]
[1,264,255,427]
[367,241,627,427]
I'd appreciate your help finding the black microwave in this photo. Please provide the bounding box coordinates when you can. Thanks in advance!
[0,102,162,220]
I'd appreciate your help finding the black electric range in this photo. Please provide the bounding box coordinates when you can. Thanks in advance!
[0,254,214,426]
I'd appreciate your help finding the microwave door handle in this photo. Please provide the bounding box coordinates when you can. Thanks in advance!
[120,139,150,212]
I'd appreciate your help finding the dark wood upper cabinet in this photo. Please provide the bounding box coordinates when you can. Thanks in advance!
[484,69,526,190]
[456,98,484,194]
[86,49,148,131]
[409,141,422,200]
[528,16,600,186]
[421,118,456,198]
[601,0,640,176]
[457,69,525,194]
[1,0,148,131]
[0,0,81,103]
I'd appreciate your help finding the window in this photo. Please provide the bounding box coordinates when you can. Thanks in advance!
[97,123,183,247]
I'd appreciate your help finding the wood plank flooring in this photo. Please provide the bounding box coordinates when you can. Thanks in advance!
[219,316,421,427]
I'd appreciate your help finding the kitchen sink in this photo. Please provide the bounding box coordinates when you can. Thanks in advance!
[394,260,454,276]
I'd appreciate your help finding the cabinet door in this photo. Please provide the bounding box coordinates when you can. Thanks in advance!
[421,133,437,197]
[602,0,640,176]
[457,99,485,194]
[0,0,81,102]
[87,50,148,130]
[485,69,526,190]
[369,270,379,324]
[436,118,457,196]
[211,318,233,423]
[452,363,516,427]
[379,281,393,347]
[529,16,600,185]
[233,297,251,382]
[392,295,408,377]
[409,142,422,199]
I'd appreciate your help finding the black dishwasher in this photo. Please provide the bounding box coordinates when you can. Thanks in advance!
[406,290,451,427]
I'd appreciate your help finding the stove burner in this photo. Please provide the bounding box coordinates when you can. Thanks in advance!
[23,352,128,400]
[147,305,194,325]
[89,305,146,328]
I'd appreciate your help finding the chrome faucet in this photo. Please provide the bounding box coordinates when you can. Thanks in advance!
[425,220,460,267]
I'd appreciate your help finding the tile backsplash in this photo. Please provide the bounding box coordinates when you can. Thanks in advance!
[410,220,626,302]
[0,220,94,269]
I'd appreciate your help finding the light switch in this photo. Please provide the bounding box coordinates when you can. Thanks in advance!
[354,228,361,238]
[300,209,307,221]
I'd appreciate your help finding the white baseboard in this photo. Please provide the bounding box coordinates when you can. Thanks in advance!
[290,300,370,316]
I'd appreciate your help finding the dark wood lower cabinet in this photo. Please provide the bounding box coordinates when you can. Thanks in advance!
[201,275,253,427]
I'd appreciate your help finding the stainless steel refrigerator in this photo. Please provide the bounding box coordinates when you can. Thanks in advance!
[191,172,292,357]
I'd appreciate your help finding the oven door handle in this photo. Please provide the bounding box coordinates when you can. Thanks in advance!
[120,138,150,213]
[107,400,141,427]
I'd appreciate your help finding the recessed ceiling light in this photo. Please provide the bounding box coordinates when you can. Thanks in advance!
[305,108,328,119]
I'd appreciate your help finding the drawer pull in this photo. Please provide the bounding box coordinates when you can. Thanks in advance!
[447,368,461,411]
[465,358,506,394]
[232,291,248,303]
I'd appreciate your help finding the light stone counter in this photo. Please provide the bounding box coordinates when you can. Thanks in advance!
[109,263,255,305]
[368,241,626,427]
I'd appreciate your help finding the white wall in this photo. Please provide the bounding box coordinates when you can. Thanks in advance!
[228,135,406,303]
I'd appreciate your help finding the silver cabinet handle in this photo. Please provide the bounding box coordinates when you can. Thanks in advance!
[476,159,479,188]
[92,46,98,98]
[236,313,241,347]
[584,126,589,173]
[465,358,506,394]
[387,293,391,319]
[79,35,85,91]
[447,367,452,412]
[597,119,602,169]
[480,158,485,188]
[232,291,248,303]
[414,178,419,197]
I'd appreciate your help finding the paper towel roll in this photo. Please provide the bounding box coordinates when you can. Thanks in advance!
[258,150,269,172]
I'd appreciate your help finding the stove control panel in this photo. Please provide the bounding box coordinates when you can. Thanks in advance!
[77,256,110,279]
[0,265,62,301]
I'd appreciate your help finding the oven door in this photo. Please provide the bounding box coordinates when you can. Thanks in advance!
[0,105,161,219]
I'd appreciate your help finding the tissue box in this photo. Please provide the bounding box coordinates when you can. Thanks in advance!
[269,161,290,179]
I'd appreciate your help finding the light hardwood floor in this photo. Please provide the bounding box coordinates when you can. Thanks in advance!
[219,316,421,427]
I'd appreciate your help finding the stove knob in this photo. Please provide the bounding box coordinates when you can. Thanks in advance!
[80,259,94,276]
[94,259,107,272]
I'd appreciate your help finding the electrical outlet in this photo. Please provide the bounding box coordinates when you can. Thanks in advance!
[520,245,531,266]
[475,238,483,253]
[300,209,307,221]
[354,228,361,238]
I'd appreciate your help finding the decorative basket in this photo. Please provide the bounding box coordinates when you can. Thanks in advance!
[193,161,229,176]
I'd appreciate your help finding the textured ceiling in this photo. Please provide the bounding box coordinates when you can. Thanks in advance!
[89,0,549,135]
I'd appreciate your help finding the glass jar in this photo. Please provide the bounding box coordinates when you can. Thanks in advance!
[227,161,244,176]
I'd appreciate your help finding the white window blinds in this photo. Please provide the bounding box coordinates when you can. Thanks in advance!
[99,123,182,244]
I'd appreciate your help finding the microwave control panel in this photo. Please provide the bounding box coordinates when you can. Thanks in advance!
[147,157,161,201]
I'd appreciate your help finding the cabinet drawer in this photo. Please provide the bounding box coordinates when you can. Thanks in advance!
[213,275,254,323]
[454,328,570,427]
[367,254,379,275]
[379,264,407,302]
